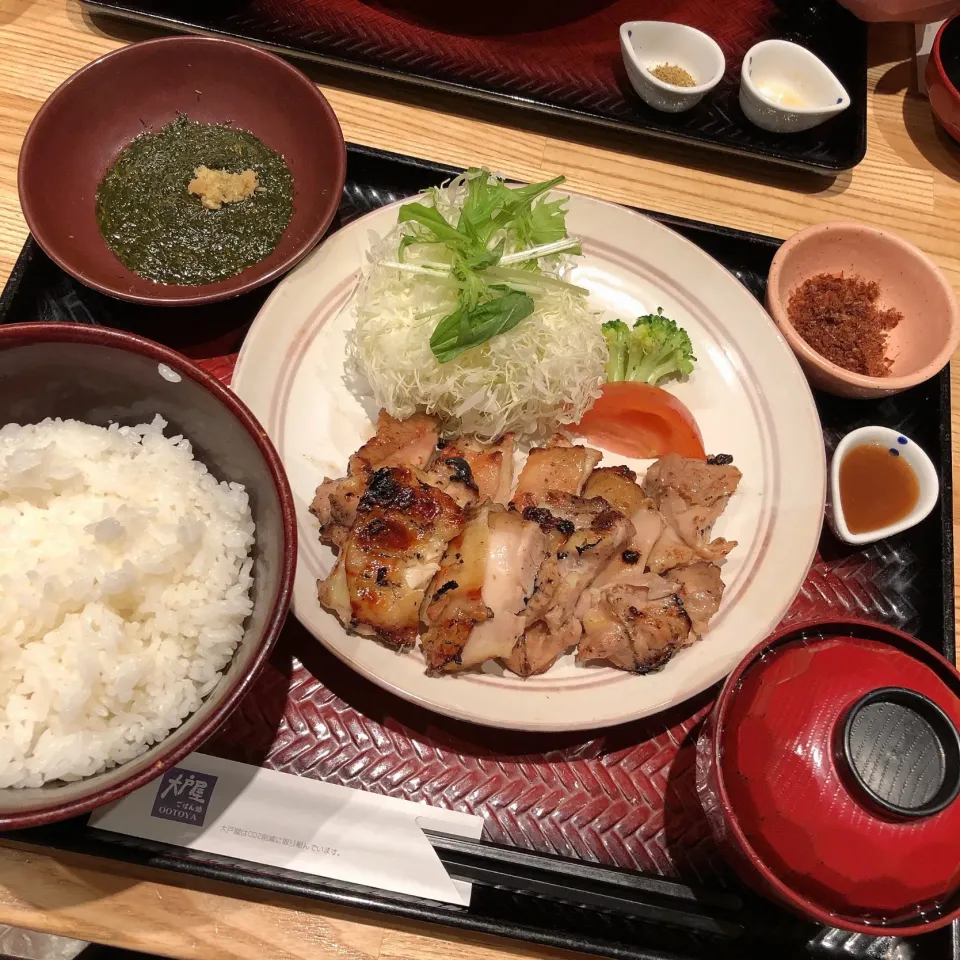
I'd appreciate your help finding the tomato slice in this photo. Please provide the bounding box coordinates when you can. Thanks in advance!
[571,382,705,460]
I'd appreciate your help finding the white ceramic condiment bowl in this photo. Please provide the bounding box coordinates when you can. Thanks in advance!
[620,21,725,113]
[740,39,850,133]
[828,426,939,546]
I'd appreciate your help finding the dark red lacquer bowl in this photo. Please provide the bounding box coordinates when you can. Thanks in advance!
[18,36,346,306]
[927,15,960,143]
[0,323,296,829]
[697,619,960,935]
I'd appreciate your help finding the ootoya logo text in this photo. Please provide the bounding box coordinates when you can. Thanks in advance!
[151,767,218,827]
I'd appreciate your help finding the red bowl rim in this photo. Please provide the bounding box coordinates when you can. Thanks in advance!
[709,616,960,936]
[930,14,960,102]
[17,35,347,307]
[0,322,297,828]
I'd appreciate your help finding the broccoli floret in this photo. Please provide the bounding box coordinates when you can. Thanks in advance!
[601,310,696,385]
[602,307,697,384]
[624,309,696,385]
[601,319,631,382]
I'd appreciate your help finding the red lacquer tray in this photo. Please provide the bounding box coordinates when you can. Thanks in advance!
[1,146,953,960]
[81,0,867,172]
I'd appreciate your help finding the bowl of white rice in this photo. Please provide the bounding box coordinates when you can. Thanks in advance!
[0,323,295,828]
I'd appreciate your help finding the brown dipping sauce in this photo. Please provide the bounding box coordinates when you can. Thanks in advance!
[839,442,919,534]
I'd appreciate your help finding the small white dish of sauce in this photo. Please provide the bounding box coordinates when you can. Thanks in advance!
[740,39,850,133]
[828,426,939,546]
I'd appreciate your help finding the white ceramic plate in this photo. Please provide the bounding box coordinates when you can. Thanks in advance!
[232,192,826,731]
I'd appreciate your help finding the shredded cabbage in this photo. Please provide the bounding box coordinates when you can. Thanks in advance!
[346,171,606,441]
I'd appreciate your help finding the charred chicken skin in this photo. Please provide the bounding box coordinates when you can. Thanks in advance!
[314,418,740,677]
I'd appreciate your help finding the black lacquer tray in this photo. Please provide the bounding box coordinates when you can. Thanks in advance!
[79,0,867,173]
[0,144,954,960]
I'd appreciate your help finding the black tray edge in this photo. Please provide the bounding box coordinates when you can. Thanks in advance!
[0,237,36,324]
[78,0,868,174]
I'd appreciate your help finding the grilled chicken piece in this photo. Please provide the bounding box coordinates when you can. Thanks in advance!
[421,456,479,510]
[349,410,439,474]
[421,506,548,672]
[575,563,722,672]
[311,410,440,548]
[420,504,492,670]
[597,503,663,581]
[318,466,464,649]
[574,572,679,665]
[577,568,679,609]
[422,504,492,629]
[499,493,632,678]
[584,467,664,585]
[460,509,547,667]
[657,489,737,565]
[511,435,601,506]
[448,435,514,504]
[673,562,725,636]
[645,521,697,575]
[423,434,515,509]
[642,454,742,509]
[309,471,367,549]
[505,618,582,678]
[521,493,634,633]
[577,583,691,673]
[643,454,741,574]
[582,466,647,516]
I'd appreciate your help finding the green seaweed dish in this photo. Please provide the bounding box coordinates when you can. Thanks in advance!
[95,116,294,285]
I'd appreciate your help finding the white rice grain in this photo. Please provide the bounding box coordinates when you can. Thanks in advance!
[0,415,255,788]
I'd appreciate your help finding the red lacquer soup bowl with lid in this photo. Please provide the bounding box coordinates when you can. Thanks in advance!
[696,619,960,935]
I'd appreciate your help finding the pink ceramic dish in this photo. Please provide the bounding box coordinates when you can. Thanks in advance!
[927,14,960,142]
[766,222,960,399]
[0,323,296,829]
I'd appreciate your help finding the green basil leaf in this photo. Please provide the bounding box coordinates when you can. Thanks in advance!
[429,304,468,361]
[402,171,574,365]
[430,291,534,363]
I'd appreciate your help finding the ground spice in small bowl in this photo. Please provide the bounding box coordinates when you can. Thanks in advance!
[787,272,902,377]
[650,64,696,87]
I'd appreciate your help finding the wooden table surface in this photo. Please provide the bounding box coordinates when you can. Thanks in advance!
[1,2,959,958]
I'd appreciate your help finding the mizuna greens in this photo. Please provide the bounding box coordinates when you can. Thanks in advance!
[347,169,606,440]
[391,171,584,362]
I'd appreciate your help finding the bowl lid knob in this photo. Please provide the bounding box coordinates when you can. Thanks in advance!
[838,686,960,818]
